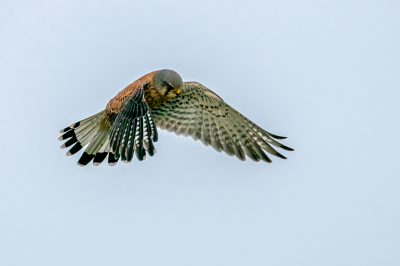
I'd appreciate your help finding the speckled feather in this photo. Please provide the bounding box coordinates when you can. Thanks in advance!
[59,70,293,166]
[151,82,294,162]
[59,71,163,166]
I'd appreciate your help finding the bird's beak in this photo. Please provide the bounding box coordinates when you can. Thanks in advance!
[175,89,181,94]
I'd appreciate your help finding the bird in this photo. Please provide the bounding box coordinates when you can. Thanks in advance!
[58,69,293,166]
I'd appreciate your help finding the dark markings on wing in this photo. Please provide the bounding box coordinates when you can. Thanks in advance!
[109,87,158,163]
[151,82,293,162]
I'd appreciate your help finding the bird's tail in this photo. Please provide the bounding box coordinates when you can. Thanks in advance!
[58,110,119,166]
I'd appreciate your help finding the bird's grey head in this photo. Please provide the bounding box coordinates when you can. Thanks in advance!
[153,69,183,98]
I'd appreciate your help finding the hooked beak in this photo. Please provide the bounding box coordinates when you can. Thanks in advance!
[175,89,181,94]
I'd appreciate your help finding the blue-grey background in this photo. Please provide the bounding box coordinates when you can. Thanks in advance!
[1,1,399,265]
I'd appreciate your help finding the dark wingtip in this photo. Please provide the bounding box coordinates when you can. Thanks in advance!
[260,153,272,163]
[153,130,158,142]
[136,148,146,161]
[147,141,155,157]
[236,155,246,161]
[60,136,78,149]
[135,145,144,161]
[93,152,108,166]
[270,134,287,139]
[281,145,294,151]
[58,130,74,141]
[276,153,287,159]
[67,142,83,156]
[60,127,72,133]
[77,152,95,166]
[71,121,80,128]
[108,153,119,166]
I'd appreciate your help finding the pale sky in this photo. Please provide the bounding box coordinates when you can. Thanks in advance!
[1,1,399,265]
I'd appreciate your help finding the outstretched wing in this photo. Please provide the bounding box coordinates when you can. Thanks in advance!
[108,85,158,163]
[151,82,293,162]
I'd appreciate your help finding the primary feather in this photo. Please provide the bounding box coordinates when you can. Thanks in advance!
[151,82,293,162]
[59,70,293,166]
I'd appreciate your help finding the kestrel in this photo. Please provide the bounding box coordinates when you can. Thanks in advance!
[59,69,293,166]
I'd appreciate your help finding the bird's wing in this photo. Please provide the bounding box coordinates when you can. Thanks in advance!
[151,82,293,162]
[108,83,158,163]
[59,81,158,167]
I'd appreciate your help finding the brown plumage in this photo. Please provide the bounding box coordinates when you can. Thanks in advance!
[59,69,293,166]
[104,71,180,122]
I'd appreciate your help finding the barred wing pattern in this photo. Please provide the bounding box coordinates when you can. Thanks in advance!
[58,85,158,166]
[109,87,158,162]
[151,82,293,162]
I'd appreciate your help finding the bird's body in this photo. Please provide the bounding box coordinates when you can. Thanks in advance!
[59,69,293,166]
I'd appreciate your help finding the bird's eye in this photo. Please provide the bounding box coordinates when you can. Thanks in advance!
[166,83,174,92]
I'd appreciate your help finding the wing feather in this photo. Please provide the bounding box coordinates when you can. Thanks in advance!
[152,82,293,162]
[109,84,158,163]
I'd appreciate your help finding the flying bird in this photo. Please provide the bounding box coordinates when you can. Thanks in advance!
[59,69,293,166]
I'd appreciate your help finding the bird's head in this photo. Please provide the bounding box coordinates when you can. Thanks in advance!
[153,69,183,99]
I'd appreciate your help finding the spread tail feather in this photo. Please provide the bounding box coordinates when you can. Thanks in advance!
[58,110,119,167]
